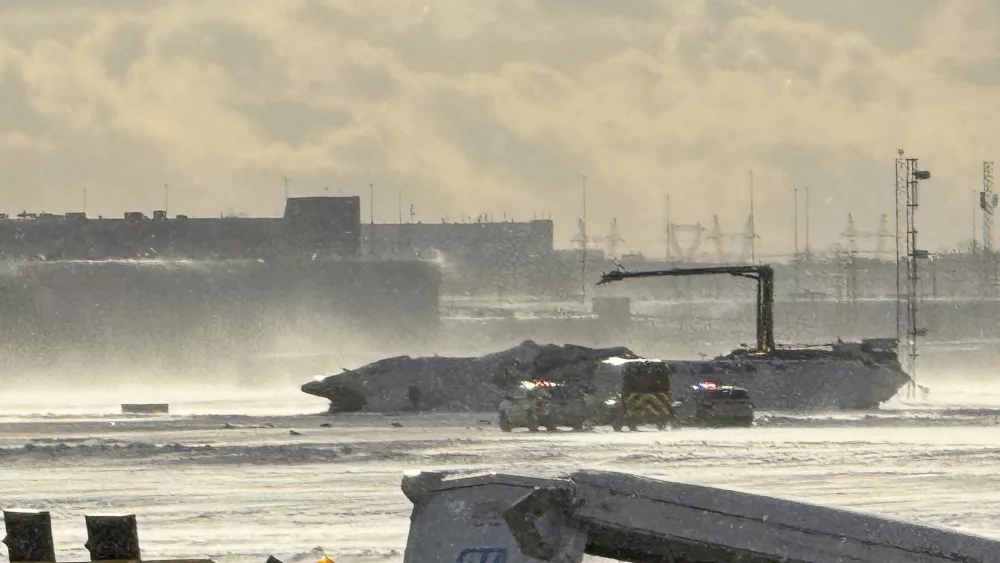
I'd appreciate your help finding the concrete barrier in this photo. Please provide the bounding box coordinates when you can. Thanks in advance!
[0,510,322,563]
[84,515,140,561]
[3,510,55,563]
[1,511,211,563]
[121,404,169,415]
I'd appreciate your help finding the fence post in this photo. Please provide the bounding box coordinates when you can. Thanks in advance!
[84,515,141,561]
[2,510,56,562]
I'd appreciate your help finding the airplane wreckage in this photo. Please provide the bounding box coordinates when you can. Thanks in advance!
[401,469,998,562]
[302,265,912,413]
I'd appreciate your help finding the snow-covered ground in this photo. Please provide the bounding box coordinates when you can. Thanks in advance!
[2,371,1000,563]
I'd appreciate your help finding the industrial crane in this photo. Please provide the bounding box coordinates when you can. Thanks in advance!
[597,264,775,353]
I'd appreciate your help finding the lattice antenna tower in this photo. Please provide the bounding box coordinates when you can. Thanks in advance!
[578,174,589,303]
[741,214,760,264]
[876,214,894,256]
[706,215,746,263]
[747,170,757,264]
[905,157,921,399]
[840,213,860,302]
[982,161,997,255]
[894,153,906,362]
[570,218,592,249]
[663,195,673,261]
[895,150,932,400]
[669,222,705,262]
[841,213,894,257]
[842,213,859,257]
[605,218,625,260]
[842,212,886,301]
[706,215,726,262]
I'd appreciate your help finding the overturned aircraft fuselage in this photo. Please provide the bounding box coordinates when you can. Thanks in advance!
[302,338,910,414]
[301,340,636,413]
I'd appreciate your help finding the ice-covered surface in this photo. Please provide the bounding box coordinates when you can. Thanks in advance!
[3,381,1000,563]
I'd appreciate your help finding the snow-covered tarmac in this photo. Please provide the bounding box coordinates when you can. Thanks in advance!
[3,385,1000,563]
[3,417,1000,561]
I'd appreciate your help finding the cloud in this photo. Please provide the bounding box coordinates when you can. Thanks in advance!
[0,0,998,256]
[0,58,48,134]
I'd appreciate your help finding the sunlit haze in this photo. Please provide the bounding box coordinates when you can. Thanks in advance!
[0,0,995,254]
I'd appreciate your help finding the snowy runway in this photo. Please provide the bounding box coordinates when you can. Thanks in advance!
[3,405,1000,563]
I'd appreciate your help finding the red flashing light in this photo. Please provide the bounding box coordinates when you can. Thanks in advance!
[698,381,717,390]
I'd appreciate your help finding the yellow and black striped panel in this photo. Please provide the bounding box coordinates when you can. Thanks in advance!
[624,392,672,422]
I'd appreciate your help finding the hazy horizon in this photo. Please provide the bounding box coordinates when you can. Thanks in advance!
[0,0,997,256]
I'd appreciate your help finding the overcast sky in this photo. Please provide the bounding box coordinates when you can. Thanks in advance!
[0,0,996,257]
